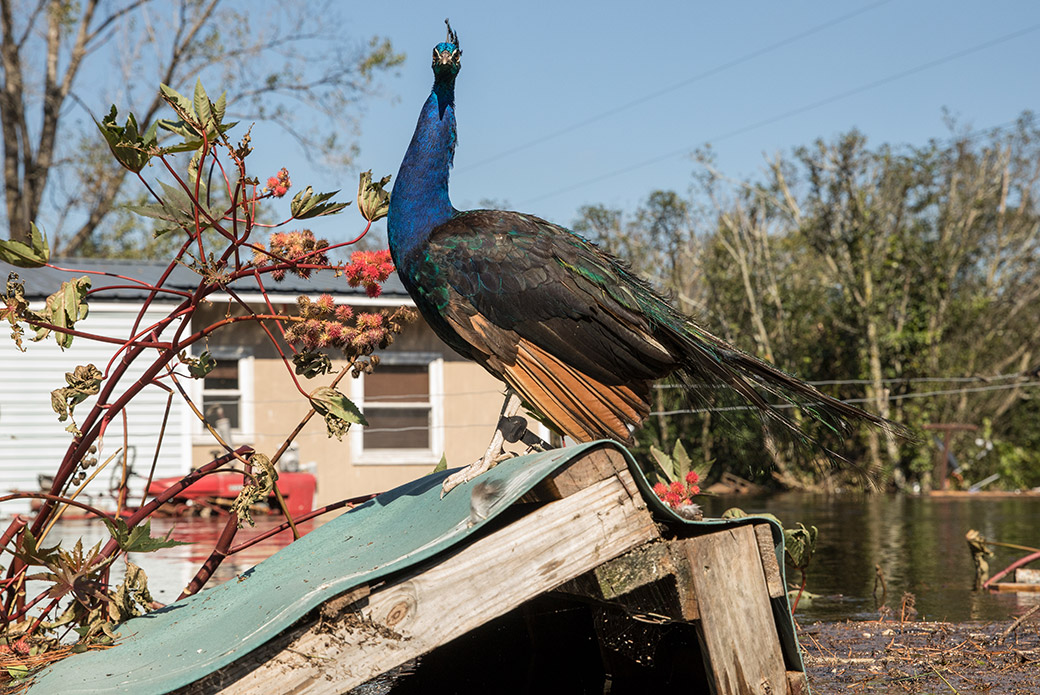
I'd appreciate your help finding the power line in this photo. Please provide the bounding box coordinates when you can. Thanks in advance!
[522,23,1040,205]
[459,0,893,173]
[649,380,1040,417]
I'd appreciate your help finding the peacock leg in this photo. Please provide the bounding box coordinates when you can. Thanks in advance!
[441,388,523,496]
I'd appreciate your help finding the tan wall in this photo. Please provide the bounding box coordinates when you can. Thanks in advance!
[189,301,513,508]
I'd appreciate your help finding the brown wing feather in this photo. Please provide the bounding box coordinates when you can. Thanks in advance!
[503,339,649,443]
[442,307,651,443]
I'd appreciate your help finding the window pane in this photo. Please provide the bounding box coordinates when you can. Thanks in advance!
[205,360,239,391]
[364,407,430,449]
[204,396,240,430]
[366,364,429,402]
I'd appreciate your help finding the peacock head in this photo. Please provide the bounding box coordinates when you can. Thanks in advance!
[432,19,461,78]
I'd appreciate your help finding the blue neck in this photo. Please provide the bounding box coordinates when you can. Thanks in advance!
[387,79,457,262]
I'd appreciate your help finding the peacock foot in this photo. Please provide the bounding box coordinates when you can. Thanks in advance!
[440,449,516,497]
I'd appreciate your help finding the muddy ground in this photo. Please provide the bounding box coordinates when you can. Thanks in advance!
[800,613,1040,693]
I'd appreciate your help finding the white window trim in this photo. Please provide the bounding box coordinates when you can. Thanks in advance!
[350,352,444,465]
[190,347,254,447]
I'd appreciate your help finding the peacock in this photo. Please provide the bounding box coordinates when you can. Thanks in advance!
[386,21,889,494]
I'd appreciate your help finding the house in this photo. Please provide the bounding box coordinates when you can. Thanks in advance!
[0,259,517,517]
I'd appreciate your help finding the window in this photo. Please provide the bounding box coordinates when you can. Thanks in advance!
[351,353,443,463]
[203,359,242,430]
[193,348,253,444]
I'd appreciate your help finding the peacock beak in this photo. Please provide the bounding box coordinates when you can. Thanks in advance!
[437,50,453,65]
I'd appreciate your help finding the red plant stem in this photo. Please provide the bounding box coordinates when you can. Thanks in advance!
[103,313,190,379]
[19,318,170,349]
[138,392,174,508]
[95,447,253,560]
[791,569,808,614]
[115,410,130,515]
[128,234,194,340]
[179,513,239,600]
[25,598,61,638]
[223,287,307,398]
[12,590,52,624]
[342,219,373,247]
[43,264,189,296]
[86,285,194,300]
[227,494,378,555]
[250,268,292,346]
[178,461,254,600]
[0,516,27,557]
[0,493,114,521]
[157,155,233,242]
[982,550,1040,589]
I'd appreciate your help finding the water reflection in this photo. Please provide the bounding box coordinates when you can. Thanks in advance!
[702,493,1040,622]
[42,495,1040,622]
[45,516,324,603]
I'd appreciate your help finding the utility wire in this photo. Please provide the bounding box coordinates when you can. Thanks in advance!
[459,0,893,173]
[522,22,1040,205]
[650,380,1040,417]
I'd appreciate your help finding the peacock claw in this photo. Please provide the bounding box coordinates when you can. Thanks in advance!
[440,388,524,497]
[440,450,506,497]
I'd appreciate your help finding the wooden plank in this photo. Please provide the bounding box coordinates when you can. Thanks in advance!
[993,582,1040,593]
[684,525,788,695]
[556,539,699,621]
[179,472,658,694]
[786,670,808,695]
[534,445,629,499]
[1014,568,1040,585]
[754,523,787,599]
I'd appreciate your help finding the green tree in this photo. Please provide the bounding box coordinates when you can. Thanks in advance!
[0,0,403,255]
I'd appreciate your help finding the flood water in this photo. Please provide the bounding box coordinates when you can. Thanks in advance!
[701,492,1040,623]
[42,492,1040,623]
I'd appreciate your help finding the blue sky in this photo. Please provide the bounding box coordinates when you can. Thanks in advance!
[153,2,1040,246]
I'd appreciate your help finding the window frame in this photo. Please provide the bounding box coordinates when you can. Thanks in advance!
[349,351,444,465]
[190,346,254,446]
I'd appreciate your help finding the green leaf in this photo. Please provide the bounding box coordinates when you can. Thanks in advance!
[185,350,216,378]
[125,179,220,237]
[671,439,692,479]
[0,222,50,268]
[290,186,350,219]
[648,444,676,482]
[107,561,155,625]
[432,453,448,474]
[784,523,818,570]
[309,385,367,439]
[357,170,391,222]
[231,454,279,527]
[94,106,157,173]
[6,664,30,680]
[13,528,60,566]
[50,364,103,423]
[156,82,236,148]
[193,80,214,134]
[102,518,190,554]
[29,276,90,348]
[292,351,332,379]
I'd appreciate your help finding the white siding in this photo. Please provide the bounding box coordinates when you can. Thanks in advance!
[0,303,191,517]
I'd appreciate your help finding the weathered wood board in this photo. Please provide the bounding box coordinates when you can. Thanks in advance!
[179,466,656,693]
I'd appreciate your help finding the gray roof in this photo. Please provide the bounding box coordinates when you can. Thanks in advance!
[8,258,409,301]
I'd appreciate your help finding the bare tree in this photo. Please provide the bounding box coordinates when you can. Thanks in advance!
[0,0,402,254]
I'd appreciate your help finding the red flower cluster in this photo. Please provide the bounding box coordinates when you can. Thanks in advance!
[284,295,405,358]
[344,249,394,298]
[266,167,291,197]
[653,470,701,510]
[254,229,330,280]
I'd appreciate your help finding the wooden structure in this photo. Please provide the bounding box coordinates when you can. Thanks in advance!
[28,443,807,694]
